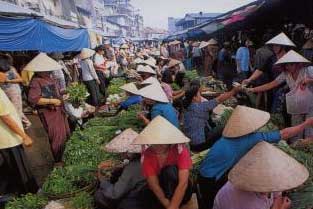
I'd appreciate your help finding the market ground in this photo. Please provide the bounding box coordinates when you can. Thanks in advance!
[24,114,198,209]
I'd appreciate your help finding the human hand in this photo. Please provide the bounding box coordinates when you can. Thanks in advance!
[242,79,251,85]
[137,112,146,120]
[305,117,313,127]
[22,134,33,147]
[281,197,291,209]
[0,72,7,83]
[96,79,101,85]
[50,99,62,106]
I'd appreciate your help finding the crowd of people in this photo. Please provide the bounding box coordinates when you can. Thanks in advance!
[1,31,313,209]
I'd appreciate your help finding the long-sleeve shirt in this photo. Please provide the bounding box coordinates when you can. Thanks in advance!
[80,58,98,81]
[98,160,146,200]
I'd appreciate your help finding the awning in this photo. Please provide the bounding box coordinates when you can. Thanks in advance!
[0,17,90,52]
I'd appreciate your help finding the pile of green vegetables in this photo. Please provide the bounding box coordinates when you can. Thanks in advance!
[5,193,48,209]
[107,78,126,95]
[67,82,88,104]
[68,192,94,209]
[171,82,181,91]
[42,166,95,196]
[184,70,199,81]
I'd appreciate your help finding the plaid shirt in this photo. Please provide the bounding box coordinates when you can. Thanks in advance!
[184,99,218,145]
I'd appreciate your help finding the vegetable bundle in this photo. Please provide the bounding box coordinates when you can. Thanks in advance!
[67,83,88,104]
[107,78,126,95]
[5,193,48,209]
[184,70,199,81]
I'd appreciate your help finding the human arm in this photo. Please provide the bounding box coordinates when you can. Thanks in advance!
[137,112,150,125]
[146,176,170,208]
[215,88,238,104]
[0,115,32,146]
[37,98,62,106]
[242,69,264,85]
[87,60,100,82]
[280,118,313,141]
[173,90,185,101]
[250,80,280,93]
[271,196,291,209]
[167,169,189,209]
[6,69,23,84]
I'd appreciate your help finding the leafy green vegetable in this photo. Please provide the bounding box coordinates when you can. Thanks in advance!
[107,78,126,95]
[67,83,88,104]
[5,193,48,209]
[69,192,94,209]
[42,166,94,195]
[171,82,181,91]
[184,70,199,81]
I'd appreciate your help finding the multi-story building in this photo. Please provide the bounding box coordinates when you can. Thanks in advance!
[169,12,220,33]
[0,0,144,38]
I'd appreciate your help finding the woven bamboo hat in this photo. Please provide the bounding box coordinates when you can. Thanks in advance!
[104,128,141,153]
[120,82,138,95]
[229,141,309,192]
[134,58,144,64]
[120,44,129,49]
[80,48,95,59]
[137,65,156,75]
[222,105,270,138]
[303,39,313,49]
[141,76,160,85]
[137,82,169,103]
[199,41,209,49]
[144,58,157,68]
[133,116,190,145]
[168,59,181,68]
[207,38,218,45]
[275,50,310,65]
[266,32,296,47]
[24,53,62,72]
[169,40,181,46]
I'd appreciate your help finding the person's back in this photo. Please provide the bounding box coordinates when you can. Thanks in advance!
[151,102,179,128]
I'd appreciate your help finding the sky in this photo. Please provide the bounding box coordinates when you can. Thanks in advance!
[131,0,255,29]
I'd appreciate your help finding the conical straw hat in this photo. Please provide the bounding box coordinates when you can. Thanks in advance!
[207,38,218,45]
[199,41,209,49]
[141,76,160,85]
[24,53,62,72]
[303,39,313,49]
[144,58,157,68]
[266,32,296,47]
[169,40,181,46]
[104,128,141,153]
[137,82,169,103]
[137,65,156,75]
[222,105,270,138]
[134,58,144,64]
[80,48,95,59]
[275,50,311,65]
[133,116,190,145]
[120,82,138,95]
[120,44,129,49]
[229,141,309,192]
[168,59,181,68]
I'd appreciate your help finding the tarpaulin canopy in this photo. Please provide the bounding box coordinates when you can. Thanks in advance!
[0,17,90,52]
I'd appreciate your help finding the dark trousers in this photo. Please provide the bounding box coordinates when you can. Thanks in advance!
[190,127,223,153]
[197,173,228,209]
[96,71,107,96]
[83,80,101,107]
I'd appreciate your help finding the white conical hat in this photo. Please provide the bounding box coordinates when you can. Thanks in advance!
[169,40,181,46]
[168,59,181,68]
[80,48,95,59]
[120,44,129,49]
[199,41,209,49]
[141,76,160,85]
[24,53,62,72]
[137,65,156,75]
[137,82,169,103]
[104,128,141,153]
[223,105,270,138]
[120,82,138,95]
[207,38,218,45]
[229,141,309,192]
[133,116,190,145]
[266,32,296,47]
[275,50,311,65]
[144,58,157,68]
[133,58,144,64]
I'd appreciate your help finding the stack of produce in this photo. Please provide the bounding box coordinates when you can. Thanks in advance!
[66,83,89,104]
[184,70,199,81]
[5,193,48,209]
[107,78,126,95]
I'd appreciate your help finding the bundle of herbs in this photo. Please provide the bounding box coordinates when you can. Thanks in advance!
[5,193,48,209]
[66,83,88,104]
[107,78,126,95]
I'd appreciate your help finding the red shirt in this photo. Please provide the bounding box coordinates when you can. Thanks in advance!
[142,145,192,177]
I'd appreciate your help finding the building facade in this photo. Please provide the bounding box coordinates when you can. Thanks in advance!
[0,0,144,38]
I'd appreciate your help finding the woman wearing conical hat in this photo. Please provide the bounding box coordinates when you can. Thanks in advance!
[117,82,142,112]
[250,50,313,141]
[243,32,295,114]
[213,142,309,209]
[197,105,313,209]
[137,80,179,127]
[95,129,148,209]
[133,116,193,209]
[27,53,70,163]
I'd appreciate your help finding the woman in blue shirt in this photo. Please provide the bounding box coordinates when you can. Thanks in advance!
[183,80,239,152]
[197,105,313,209]
[137,82,179,128]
